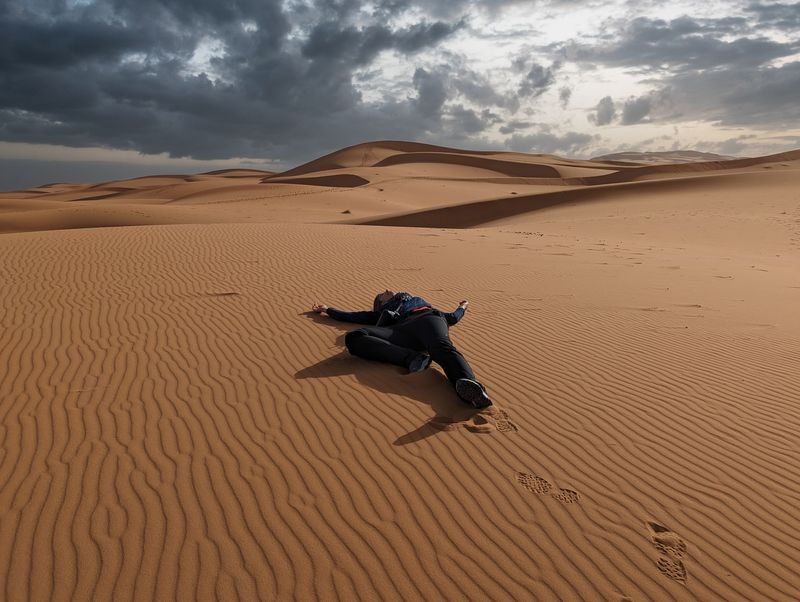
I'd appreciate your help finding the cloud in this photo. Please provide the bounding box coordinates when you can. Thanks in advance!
[451,66,520,111]
[518,62,559,97]
[589,96,616,125]
[745,2,800,31]
[558,15,798,72]
[610,61,800,129]
[412,67,449,118]
[446,104,494,133]
[506,129,597,156]
[620,95,652,125]
[301,20,463,66]
[558,86,572,108]
[715,134,758,156]
[499,120,534,134]
[0,0,465,166]
[619,89,672,125]
[670,60,800,127]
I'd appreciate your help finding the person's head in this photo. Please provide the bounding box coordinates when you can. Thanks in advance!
[373,289,395,311]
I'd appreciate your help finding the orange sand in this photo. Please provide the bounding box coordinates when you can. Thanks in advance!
[1,141,799,600]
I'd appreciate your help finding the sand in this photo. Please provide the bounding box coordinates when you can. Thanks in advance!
[1,141,799,601]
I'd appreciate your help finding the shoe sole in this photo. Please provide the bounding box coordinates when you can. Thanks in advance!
[455,379,492,409]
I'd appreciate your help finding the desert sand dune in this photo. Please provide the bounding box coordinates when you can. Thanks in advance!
[566,149,800,186]
[274,140,506,178]
[1,142,799,601]
[592,150,740,163]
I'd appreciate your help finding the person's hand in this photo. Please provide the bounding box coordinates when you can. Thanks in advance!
[458,299,469,310]
[312,303,328,314]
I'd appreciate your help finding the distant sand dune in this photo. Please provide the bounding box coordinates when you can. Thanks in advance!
[1,142,800,600]
[566,149,800,186]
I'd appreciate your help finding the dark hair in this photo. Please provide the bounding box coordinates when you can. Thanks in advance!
[373,293,383,312]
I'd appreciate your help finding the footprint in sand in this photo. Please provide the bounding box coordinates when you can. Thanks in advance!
[477,407,519,433]
[494,410,519,433]
[430,415,495,434]
[647,522,688,583]
[551,488,581,504]
[516,472,552,495]
[464,413,494,434]
[432,406,521,434]
[515,472,581,503]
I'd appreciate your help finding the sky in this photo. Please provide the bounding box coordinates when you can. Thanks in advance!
[1,0,799,189]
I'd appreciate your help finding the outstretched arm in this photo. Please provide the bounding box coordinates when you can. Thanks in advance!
[312,303,380,325]
[442,300,469,325]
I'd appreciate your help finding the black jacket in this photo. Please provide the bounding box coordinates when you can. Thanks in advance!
[326,293,465,326]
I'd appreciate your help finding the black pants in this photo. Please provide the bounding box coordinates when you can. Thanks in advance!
[344,309,476,385]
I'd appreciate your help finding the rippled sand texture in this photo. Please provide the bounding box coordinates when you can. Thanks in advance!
[1,142,799,601]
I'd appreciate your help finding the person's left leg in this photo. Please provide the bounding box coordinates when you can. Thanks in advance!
[344,326,425,369]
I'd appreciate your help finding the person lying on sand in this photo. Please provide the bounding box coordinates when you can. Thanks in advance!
[312,289,492,409]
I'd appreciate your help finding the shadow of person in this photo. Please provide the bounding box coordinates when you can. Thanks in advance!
[298,311,488,444]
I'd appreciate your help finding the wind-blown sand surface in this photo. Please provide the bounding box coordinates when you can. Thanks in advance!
[1,141,799,600]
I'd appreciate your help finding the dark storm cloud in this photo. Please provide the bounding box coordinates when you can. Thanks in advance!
[662,60,800,127]
[412,67,449,118]
[590,61,800,129]
[409,66,506,134]
[372,0,552,20]
[301,20,464,65]
[451,67,521,111]
[0,0,467,165]
[0,18,150,71]
[446,105,493,133]
[745,2,800,30]
[554,11,800,133]
[559,15,797,72]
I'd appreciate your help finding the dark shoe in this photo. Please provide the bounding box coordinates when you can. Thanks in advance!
[455,378,493,409]
[408,353,432,373]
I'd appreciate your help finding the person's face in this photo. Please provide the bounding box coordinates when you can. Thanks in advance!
[377,289,395,305]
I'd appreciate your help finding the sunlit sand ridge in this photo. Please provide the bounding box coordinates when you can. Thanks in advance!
[1,141,799,600]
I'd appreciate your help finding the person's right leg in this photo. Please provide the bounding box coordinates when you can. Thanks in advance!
[344,326,425,369]
[402,313,477,385]
[394,312,492,408]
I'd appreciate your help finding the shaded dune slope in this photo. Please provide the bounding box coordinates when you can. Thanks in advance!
[262,174,370,187]
[344,169,798,229]
[372,152,562,178]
